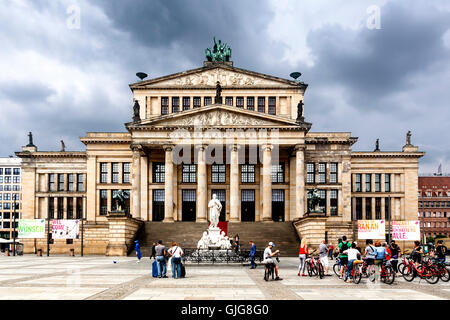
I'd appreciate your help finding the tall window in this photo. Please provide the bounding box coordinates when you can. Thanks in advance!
[57,197,64,219]
[385,174,390,192]
[365,174,371,192]
[257,97,265,113]
[241,164,255,183]
[182,164,196,183]
[330,163,338,183]
[49,174,55,191]
[5,168,11,175]
[76,198,83,219]
[330,190,338,216]
[100,190,108,215]
[318,163,326,183]
[355,174,361,192]
[112,163,119,183]
[247,97,255,111]
[385,197,391,219]
[374,174,381,192]
[211,164,226,183]
[271,163,285,183]
[13,176,20,183]
[204,97,212,106]
[153,162,165,183]
[307,163,315,184]
[375,198,381,219]
[123,163,130,184]
[13,168,20,175]
[355,198,362,220]
[172,97,180,113]
[193,97,201,108]
[268,97,276,115]
[77,174,84,191]
[100,163,108,183]
[182,97,190,111]
[366,197,372,219]
[67,198,73,219]
[161,97,169,115]
[48,197,54,219]
[236,97,244,108]
[68,174,74,191]
[318,190,326,213]
[58,174,65,191]
[225,97,233,106]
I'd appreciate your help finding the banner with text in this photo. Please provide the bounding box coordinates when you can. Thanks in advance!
[392,220,420,241]
[18,219,45,239]
[52,220,80,239]
[357,220,386,239]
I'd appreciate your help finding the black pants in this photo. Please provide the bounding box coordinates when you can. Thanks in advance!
[391,259,398,272]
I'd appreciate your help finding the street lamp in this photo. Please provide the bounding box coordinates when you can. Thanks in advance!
[12,199,17,256]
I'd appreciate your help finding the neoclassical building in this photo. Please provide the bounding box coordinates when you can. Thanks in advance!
[16,54,424,255]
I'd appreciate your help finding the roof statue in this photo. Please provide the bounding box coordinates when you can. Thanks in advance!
[406,131,412,145]
[133,100,141,123]
[60,140,66,152]
[26,132,36,147]
[215,81,223,104]
[374,138,380,152]
[205,37,232,62]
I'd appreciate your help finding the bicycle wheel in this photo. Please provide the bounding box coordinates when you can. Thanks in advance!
[343,269,348,282]
[424,266,439,284]
[402,264,415,282]
[367,264,376,282]
[333,263,341,276]
[438,265,450,282]
[306,262,313,277]
[264,267,269,281]
[318,262,324,279]
[397,262,405,275]
[353,266,362,284]
[382,266,395,285]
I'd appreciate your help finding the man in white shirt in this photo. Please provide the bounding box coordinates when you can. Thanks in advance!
[263,242,282,281]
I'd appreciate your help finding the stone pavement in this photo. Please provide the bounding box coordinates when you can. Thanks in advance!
[0,255,449,300]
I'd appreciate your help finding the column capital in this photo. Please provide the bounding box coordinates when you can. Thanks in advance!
[163,144,175,152]
[130,144,145,155]
[261,144,273,152]
[294,144,305,152]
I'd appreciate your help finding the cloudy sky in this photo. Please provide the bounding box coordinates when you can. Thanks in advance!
[1,0,449,174]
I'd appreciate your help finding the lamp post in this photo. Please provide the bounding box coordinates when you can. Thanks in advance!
[12,199,17,256]
[81,195,86,257]
[421,193,426,244]
[387,196,391,243]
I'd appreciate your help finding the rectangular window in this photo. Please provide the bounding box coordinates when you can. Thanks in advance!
[365,174,371,192]
[307,163,315,184]
[161,97,169,115]
[385,197,391,219]
[375,174,381,192]
[330,163,338,183]
[318,190,326,213]
[241,164,255,183]
[68,174,74,191]
[257,97,265,113]
[182,164,196,183]
[271,163,285,183]
[355,198,362,220]
[318,163,326,183]
[330,190,338,216]
[153,189,165,201]
[375,198,381,219]
[57,197,64,219]
[4,193,10,201]
[153,162,165,183]
[100,163,108,183]
[225,97,233,106]
[268,97,276,115]
[100,190,108,216]
[365,197,372,219]
[385,174,390,192]
[76,197,83,219]
[193,96,201,108]
[5,168,11,175]
[48,197,54,219]
[182,97,190,111]
[0,168,2,175]
[112,163,119,183]
[123,163,131,184]
[12,176,20,183]
[77,174,84,191]
[204,97,212,106]
[49,174,55,191]
[172,97,180,113]
[247,97,255,111]
[4,176,11,183]
[211,164,226,183]
[13,168,20,175]
[67,198,73,219]
[236,97,244,108]
[58,174,65,191]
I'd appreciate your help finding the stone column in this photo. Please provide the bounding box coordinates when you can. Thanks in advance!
[86,155,97,222]
[164,145,174,222]
[262,144,272,222]
[196,145,207,222]
[295,145,305,219]
[229,145,240,222]
[140,154,149,221]
[131,145,143,219]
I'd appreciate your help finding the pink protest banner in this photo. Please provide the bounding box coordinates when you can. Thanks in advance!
[392,221,420,241]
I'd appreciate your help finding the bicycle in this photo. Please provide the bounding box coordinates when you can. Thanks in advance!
[333,257,341,276]
[343,260,363,284]
[431,258,450,282]
[305,255,318,277]
[264,261,276,281]
[401,258,439,284]
[367,260,395,285]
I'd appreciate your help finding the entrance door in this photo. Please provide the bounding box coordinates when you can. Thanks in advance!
[241,190,255,222]
[182,190,196,221]
[272,189,285,222]
[211,189,226,221]
[152,190,165,221]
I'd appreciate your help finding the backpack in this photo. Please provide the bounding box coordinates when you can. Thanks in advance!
[340,242,350,255]
[366,245,376,259]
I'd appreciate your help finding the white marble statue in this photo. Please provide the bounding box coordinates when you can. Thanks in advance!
[197,231,210,249]
[208,194,222,229]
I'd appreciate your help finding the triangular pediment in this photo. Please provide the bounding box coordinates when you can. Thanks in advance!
[130,64,306,89]
[128,104,309,129]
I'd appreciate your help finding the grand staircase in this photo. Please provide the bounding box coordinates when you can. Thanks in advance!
[134,221,300,257]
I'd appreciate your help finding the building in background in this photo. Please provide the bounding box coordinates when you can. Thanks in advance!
[418,176,450,238]
[0,157,21,240]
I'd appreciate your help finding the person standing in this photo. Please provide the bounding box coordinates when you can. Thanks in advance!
[338,236,350,279]
[155,240,168,278]
[298,238,308,277]
[168,241,184,279]
[235,234,240,254]
[150,242,157,260]
[249,241,257,269]
[435,240,447,264]
[328,244,334,260]
[319,240,330,276]
[389,240,400,274]
[135,240,142,263]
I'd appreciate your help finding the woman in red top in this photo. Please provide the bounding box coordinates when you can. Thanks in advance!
[298,238,309,276]
[384,242,391,260]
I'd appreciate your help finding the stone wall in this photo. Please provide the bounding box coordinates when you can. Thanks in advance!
[106,213,143,256]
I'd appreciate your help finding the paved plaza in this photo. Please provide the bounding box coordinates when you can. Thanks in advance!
[0,255,449,300]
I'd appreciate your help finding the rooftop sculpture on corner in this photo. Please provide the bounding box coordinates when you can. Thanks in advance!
[205,37,232,62]
[27,132,36,147]
[133,100,141,122]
